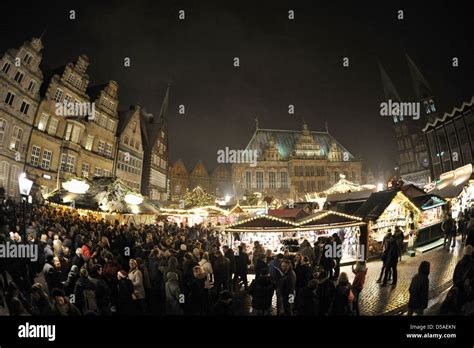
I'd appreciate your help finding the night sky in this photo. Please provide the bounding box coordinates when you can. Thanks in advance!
[1,0,472,175]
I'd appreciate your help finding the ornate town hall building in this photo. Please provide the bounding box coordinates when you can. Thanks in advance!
[232,123,363,202]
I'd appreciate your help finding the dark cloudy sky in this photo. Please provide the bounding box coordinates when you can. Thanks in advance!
[1,0,472,174]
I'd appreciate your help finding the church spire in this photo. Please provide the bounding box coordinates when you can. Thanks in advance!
[156,84,170,123]
[405,52,432,100]
[378,61,402,102]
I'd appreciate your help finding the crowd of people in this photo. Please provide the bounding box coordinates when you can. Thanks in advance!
[0,199,369,316]
[1,198,474,317]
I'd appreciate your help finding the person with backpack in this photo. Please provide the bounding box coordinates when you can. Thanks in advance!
[407,261,430,316]
[248,266,275,315]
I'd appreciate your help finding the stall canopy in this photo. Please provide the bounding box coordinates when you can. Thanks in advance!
[46,177,160,214]
[225,210,365,232]
[354,190,399,221]
[410,194,446,211]
[427,164,473,199]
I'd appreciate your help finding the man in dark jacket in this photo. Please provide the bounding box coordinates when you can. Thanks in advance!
[248,266,275,315]
[279,260,296,315]
[408,261,430,316]
[211,290,233,316]
[297,279,318,315]
[442,214,457,248]
[314,271,335,316]
[234,244,249,291]
[382,238,399,287]
[453,245,472,288]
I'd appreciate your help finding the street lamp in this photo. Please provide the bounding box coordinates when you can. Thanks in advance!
[18,173,33,242]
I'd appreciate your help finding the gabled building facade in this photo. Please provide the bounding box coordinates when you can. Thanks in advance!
[140,87,169,201]
[115,104,145,191]
[0,37,44,198]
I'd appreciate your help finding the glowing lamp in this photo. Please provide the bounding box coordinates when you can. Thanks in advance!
[62,178,90,194]
[125,193,143,205]
[18,173,33,196]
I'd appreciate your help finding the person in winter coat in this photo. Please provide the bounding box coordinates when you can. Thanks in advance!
[234,244,250,291]
[442,214,457,249]
[73,268,97,314]
[222,246,236,290]
[189,266,207,315]
[88,264,111,315]
[51,288,81,316]
[211,290,233,316]
[297,279,318,315]
[377,232,392,283]
[330,272,354,316]
[213,251,230,292]
[279,260,296,315]
[453,245,472,287]
[393,226,404,261]
[407,261,430,316]
[351,261,368,316]
[128,259,146,313]
[116,270,135,315]
[439,286,460,315]
[248,266,275,315]
[198,252,214,289]
[165,271,183,315]
[30,283,55,316]
[382,238,399,287]
[63,265,79,296]
[314,271,335,316]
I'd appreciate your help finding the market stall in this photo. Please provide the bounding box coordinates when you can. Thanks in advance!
[225,210,367,264]
[410,194,446,246]
[355,190,421,258]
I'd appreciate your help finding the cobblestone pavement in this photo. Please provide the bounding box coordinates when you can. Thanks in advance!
[350,237,464,316]
[233,237,465,316]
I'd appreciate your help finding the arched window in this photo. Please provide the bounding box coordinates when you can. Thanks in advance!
[0,161,9,192]
[424,101,431,114]
[0,118,7,145]
[429,99,436,113]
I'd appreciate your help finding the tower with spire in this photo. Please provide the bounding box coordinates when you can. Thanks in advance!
[378,53,434,186]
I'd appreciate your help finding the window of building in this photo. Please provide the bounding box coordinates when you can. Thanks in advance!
[107,119,115,132]
[19,100,30,115]
[105,143,113,157]
[436,127,452,172]
[281,171,288,189]
[97,140,105,154]
[41,150,52,170]
[9,165,19,196]
[124,135,129,145]
[94,167,102,177]
[14,70,24,84]
[0,118,7,145]
[48,118,58,135]
[64,122,82,143]
[256,172,263,189]
[23,53,33,64]
[66,73,75,85]
[10,126,23,151]
[81,162,90,178]
[2,61,11,74]
[53,88,63,103]
[38,113,49,131]
[99,115,107,128]
[30,145,41,166]
[455,118,472,164]
[103,169,110,177]
[0,161,9,191]
[60,153,76,173]
[269,171,276,189]
[64,94,73,105]
[4,91,15,106]
[27,80,36,93]
[85,135,94,151]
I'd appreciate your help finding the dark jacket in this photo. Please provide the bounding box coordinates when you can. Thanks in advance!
[297,285,317,315]
[408,273,429,310]
[295,263,312,289]
[385,240,399,267]
[315,278,335,316]
[279,269,296,299]
[453,255,472,287]
[249,275,275,310]
[116,278,135,315]
[235,252,249,275]
[331,283,353,315]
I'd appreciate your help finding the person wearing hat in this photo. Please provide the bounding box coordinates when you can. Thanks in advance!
[116,270,135,315]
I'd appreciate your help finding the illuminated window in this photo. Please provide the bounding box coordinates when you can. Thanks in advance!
[30,145,41,166]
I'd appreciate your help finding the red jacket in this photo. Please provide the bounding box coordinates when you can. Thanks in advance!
[352,268,367,290]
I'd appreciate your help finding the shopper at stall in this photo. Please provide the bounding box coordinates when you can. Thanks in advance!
[393,227,404,261]
[377,231,393,283]
[351,261,368,316]
[234,244,249,291]
[442,213,457,249]
[332,233,343,279]
[458,211,467,243]
[381,237,399,288]
[407,261,430,316]
[279,259,296,315]
[248,266,275,315]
